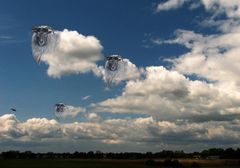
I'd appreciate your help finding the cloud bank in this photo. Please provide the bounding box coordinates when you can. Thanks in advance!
[92,66,240,121]
[1,114,240,152]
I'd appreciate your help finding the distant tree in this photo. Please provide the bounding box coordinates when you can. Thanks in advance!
[146,152,153,158]
[87,151,94,158]
[1,151,20,159]
[223,148,235,159]
[0,147,239,160]
[73,151,80,158]
[20,151,36,159]
[95,150,103,159]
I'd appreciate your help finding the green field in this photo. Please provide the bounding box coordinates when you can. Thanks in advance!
[1,159,147,168]
[0,159,239,168]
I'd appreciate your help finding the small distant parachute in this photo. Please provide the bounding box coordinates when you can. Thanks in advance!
[11,108,16,112]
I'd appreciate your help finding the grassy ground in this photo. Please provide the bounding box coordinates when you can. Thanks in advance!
[178,159,240,168]
[0,159,239,168]
[0,159,147,168]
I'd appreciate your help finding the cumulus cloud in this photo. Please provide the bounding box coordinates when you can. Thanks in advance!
[201,0,240,18]
[40,29,103,78]
[160,29,240,86]
[154,0,240,90]
[1,114,240,152]
[37,29,141,85]
[0,114,24,139]
[92,66,240,121]
[141,0,240,124]
[20,118,61,139]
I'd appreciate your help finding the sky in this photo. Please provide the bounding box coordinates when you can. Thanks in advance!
[0,0,240,152]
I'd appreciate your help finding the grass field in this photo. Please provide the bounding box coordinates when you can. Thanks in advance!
[178,159,240,167]
[1,159,148,168]
[0,159,239,168]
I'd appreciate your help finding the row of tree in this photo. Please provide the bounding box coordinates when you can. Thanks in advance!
[0,148,240,159]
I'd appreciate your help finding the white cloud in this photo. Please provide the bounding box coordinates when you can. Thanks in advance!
[92,66,240,121]
[41,29,103,78]
[93,57,143,86]
[151,0,240,121]
[20,118,61,139]
[0,114,24,139]
[81,95,91,101]
[55,105,86,119]
[158,29,240,87]
[1,114,240,152]
[38,30,141,85]
[156,0,189,12]
[85,113,101,121]
[156,0,240,18]
[201,0,240,18]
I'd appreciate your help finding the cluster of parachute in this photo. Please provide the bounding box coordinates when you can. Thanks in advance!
[31,25,130,119]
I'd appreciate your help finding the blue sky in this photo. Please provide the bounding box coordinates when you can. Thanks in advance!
[0,0,240,152]
[0,0,193,119]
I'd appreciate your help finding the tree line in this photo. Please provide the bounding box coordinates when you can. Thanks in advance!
[0,148,240,159]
